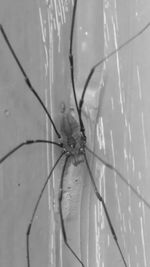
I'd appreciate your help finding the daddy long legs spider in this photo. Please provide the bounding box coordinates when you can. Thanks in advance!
[1,0,150,266]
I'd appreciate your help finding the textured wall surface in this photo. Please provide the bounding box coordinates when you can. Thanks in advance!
[0,1,150,267]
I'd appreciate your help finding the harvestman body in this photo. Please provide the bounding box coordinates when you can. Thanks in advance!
[1,0,150,266]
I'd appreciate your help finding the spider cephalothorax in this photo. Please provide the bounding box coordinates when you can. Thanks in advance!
[59,103,86,165]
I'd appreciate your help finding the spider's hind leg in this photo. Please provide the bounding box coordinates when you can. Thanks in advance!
[58,155,85,267]
[84,152,128,267]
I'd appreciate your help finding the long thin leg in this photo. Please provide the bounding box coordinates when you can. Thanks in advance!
[26,152,65,267]
[78,21,150,117]
[69,0,86,138]
[69,0,79,113]
[58,155,84,267]
[84,152,128,267]
[0,25,61,139]
[0,139,62,164]
[86,145,150,210]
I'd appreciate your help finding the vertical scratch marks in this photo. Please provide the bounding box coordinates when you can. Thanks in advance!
[140,217,147,267]
[141,112,148,169]
[112,16,124,114]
